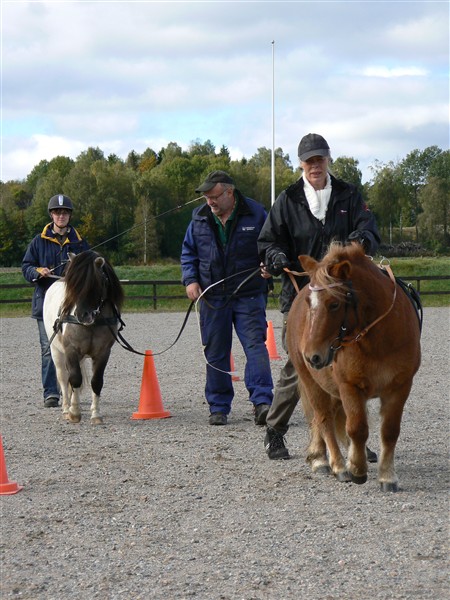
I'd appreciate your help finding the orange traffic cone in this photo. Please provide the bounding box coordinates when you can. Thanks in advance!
[0,435,23,495]
[230,353,240,381]
[266,320,281,360]
[131,350,171,420]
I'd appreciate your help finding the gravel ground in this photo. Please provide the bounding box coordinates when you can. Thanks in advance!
[0,307,448,600]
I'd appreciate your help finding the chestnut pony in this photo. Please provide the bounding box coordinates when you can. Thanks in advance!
[287,242,421,492]
[43,251,124,424]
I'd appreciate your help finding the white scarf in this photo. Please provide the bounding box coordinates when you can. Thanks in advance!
[302,172,332,222]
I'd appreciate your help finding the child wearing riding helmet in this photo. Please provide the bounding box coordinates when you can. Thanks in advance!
[22,194,89,407]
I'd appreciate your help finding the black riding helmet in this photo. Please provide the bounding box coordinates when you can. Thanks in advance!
[48,194,74,215]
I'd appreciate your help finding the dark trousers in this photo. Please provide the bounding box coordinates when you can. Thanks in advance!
[37,319,59,400]
[200,294,273,415]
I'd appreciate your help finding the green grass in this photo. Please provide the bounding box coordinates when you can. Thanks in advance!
[1,256,449,317]
[0,263,187,317]
[385,257,450,306]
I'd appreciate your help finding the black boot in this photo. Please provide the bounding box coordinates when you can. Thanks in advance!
[264,427,290,460]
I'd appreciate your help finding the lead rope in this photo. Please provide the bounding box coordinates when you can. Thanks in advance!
[105,300,195,357]
[109,266,261,359]
[283,267,308,295]
[193,267,262,375]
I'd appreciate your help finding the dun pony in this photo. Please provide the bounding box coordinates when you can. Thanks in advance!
[43,251,124,424]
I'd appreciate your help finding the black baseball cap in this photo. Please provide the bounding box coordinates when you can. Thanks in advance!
[195,170,235,193]
[298,133,330,161]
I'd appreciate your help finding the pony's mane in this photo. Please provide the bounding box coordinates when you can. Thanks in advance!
[61,250,124,315]
[313,242,367,299]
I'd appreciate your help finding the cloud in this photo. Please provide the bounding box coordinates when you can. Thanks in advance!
[360,66,428,78]
[2,135,86,181]
[1,1,448,183]
[385,14,449,59]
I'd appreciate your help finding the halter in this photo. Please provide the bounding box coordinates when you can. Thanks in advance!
[309,282,344,291]
[309,264,397,352]
[282,260,397,357]
[69,265,111,325]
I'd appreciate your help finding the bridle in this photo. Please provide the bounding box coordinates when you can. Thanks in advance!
[330,264,397,350]
[284,262,397,354]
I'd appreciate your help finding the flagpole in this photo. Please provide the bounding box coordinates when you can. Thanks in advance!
[271,40,275,206]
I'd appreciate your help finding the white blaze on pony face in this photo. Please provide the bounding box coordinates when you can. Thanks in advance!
[307,288,323,335]
[309,289,320,311]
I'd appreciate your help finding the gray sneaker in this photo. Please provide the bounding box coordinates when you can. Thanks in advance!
[264,427,290,460]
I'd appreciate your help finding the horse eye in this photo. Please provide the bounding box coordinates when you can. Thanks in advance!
[329,301,340,311]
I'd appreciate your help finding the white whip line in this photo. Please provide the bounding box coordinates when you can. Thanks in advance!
[193,279,238,376]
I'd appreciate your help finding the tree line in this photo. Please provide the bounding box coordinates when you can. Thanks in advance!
[0,140,448,266]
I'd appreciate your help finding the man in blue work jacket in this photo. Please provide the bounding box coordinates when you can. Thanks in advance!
[181,171,273,426]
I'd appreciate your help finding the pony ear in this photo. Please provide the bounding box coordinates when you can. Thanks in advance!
[94,256,105,269]
[298,255,318,274]
[68,252,76,261]
[330,260,352,281]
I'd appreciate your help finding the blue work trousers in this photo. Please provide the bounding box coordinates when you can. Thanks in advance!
[37,319,59,400]
[200,294,273,415]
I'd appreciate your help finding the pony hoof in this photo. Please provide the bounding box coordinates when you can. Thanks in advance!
[351,473,368,485]
[380,481,399,493]
[68,413,81,423]
[314,465,332,476]
[336,471,352,483]
[90,417,104,425]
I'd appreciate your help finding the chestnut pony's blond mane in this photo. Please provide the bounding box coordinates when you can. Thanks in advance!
[311,242,367,300]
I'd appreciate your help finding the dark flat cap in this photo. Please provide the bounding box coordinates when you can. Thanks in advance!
[195,170,235,193]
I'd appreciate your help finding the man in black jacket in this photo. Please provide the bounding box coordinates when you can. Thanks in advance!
[258,133,380,459]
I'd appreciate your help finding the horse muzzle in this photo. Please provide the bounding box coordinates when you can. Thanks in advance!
[304,346,335,370]
[74,310,98,326]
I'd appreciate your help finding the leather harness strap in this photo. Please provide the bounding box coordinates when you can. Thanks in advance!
[282,263,398,347]
[339,264,397,346]
[283,267,308,295]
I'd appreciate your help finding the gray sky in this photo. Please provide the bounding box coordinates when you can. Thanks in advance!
[2,0,448,183]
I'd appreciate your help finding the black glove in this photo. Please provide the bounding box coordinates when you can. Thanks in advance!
[269,252,290,276]
[347,231,368,252]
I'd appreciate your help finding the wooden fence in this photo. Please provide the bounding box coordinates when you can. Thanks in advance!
[1,276,449,310]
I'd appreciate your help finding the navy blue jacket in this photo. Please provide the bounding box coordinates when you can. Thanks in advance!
[22,223,89,318]
[181,191,268,298]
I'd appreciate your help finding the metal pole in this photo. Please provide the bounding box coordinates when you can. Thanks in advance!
[271,40,275,206]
